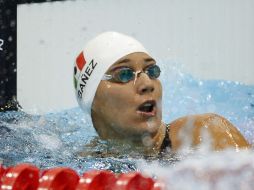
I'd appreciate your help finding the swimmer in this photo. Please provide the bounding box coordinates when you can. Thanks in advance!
[73,32,250,153]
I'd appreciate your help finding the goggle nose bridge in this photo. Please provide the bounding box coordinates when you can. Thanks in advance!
[134,70,147,79]
[102,65,160,83]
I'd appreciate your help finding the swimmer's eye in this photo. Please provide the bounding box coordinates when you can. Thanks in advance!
[114,68,134,83]
[145,65,161,79]
[102,65,161,83]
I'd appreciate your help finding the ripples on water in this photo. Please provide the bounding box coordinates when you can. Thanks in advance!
[0,61,254,189]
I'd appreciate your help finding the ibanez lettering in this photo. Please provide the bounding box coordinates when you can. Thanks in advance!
[78,59,98,98]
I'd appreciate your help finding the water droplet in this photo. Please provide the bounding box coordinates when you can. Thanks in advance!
[142,135,153,147]
[206,94,211,101]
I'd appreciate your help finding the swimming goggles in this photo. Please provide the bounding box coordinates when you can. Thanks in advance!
[102,64,161,83]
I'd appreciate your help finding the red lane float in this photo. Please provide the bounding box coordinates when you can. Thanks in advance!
[152,180,167,190]
[1,163,39,190]
[77,170,117,190]
[0,165,7,187]
[0,164,165,190]
[39,167,79,190]
[114,172,154,190]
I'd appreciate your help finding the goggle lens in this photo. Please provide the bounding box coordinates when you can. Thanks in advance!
[146,65,161,79]
[116,68,134,83]
[110,65,161,83]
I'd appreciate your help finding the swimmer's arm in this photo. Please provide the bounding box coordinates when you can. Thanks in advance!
[168,113,251,151]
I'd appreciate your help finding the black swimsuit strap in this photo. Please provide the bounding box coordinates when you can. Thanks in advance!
[160,123,172,152]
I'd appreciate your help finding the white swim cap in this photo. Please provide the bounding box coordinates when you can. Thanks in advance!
[73,31,149,114]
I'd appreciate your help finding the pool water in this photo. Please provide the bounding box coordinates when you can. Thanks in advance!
[0,60,254,189]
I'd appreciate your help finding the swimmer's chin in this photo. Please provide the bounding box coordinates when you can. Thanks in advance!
[141,119,161,134]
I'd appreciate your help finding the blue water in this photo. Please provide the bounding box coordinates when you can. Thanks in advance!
[160,61,254,142]
[0,61,254,188]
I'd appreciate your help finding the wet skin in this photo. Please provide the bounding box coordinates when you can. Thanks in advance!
[91,52,251,152]
[170,113,251,151]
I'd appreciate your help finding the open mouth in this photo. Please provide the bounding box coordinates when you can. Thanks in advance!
[137,100,156,117]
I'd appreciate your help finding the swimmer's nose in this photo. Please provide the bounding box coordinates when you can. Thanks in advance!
[136,73,155,95]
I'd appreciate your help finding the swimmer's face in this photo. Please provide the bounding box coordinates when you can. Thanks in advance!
[91,52,162,141]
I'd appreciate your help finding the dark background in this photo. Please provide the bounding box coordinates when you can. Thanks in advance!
[0,0,65,111]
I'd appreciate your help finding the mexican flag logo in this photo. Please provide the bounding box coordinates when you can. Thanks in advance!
[74,51,86,90]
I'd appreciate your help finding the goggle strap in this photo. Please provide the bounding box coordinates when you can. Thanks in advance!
[101,74,113,80]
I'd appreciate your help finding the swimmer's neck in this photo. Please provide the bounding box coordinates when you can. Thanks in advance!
[96,121,167,150]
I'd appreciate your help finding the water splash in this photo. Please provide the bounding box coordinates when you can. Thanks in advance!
[0,60,253,186]
[138,149,254,190]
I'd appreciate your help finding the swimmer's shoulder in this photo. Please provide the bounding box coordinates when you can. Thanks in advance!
[167,113,251,151]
